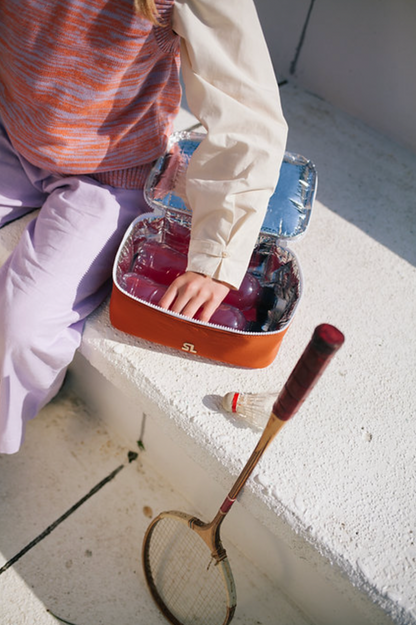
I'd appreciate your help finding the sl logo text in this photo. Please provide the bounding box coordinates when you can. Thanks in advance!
[181,342,198,354]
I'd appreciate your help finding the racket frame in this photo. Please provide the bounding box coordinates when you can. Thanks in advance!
[142,510,237,625]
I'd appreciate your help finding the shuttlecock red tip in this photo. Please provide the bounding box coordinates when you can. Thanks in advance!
[222,392,240,413]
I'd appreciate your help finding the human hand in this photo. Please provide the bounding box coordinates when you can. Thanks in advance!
[158,272,231,322]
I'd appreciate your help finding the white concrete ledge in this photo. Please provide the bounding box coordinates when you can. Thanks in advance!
[1,86,415,625]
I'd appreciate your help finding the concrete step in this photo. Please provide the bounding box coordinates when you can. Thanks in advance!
[0,382,310,625]
[1,84,415,625]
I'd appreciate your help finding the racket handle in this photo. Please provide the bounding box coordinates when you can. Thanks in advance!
[215,324,344,521]
[273,324,345,422]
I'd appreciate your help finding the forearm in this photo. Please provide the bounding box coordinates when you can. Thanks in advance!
[173,0,288,289]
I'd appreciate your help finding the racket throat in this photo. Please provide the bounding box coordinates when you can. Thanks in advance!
[189,517,228,564]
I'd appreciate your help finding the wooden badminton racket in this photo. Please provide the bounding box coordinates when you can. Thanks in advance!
[142,323,345,625]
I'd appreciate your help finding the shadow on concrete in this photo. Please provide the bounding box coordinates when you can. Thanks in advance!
[280,83,416,267]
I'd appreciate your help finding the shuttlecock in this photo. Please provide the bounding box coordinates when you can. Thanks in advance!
[221,391,277,430]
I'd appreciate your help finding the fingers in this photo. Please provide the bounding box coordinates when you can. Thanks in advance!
[157,283,178,311]
[158,272,230,322]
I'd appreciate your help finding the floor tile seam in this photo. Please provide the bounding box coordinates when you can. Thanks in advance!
[0,452,137,576]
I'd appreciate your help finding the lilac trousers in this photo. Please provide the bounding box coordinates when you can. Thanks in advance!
[0,118,148,453]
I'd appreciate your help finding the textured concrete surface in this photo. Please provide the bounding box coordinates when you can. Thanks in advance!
[0,382,310,625]
[75,84,416,624]
[0,82,415,625]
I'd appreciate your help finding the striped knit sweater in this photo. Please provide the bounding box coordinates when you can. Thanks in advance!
[0,0,181,189]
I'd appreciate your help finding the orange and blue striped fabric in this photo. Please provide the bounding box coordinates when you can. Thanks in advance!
[0,0,181,188]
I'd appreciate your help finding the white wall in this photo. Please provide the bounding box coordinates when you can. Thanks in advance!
[255,0,416,154]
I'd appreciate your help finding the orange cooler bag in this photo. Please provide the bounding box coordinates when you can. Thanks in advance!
[110,131,317,368]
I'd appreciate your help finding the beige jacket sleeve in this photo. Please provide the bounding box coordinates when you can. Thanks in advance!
[172,0,288,289]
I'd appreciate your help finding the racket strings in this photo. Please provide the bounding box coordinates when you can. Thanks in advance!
[144,516,231,625]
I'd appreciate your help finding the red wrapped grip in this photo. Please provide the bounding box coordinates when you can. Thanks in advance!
[273,324,345,421]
